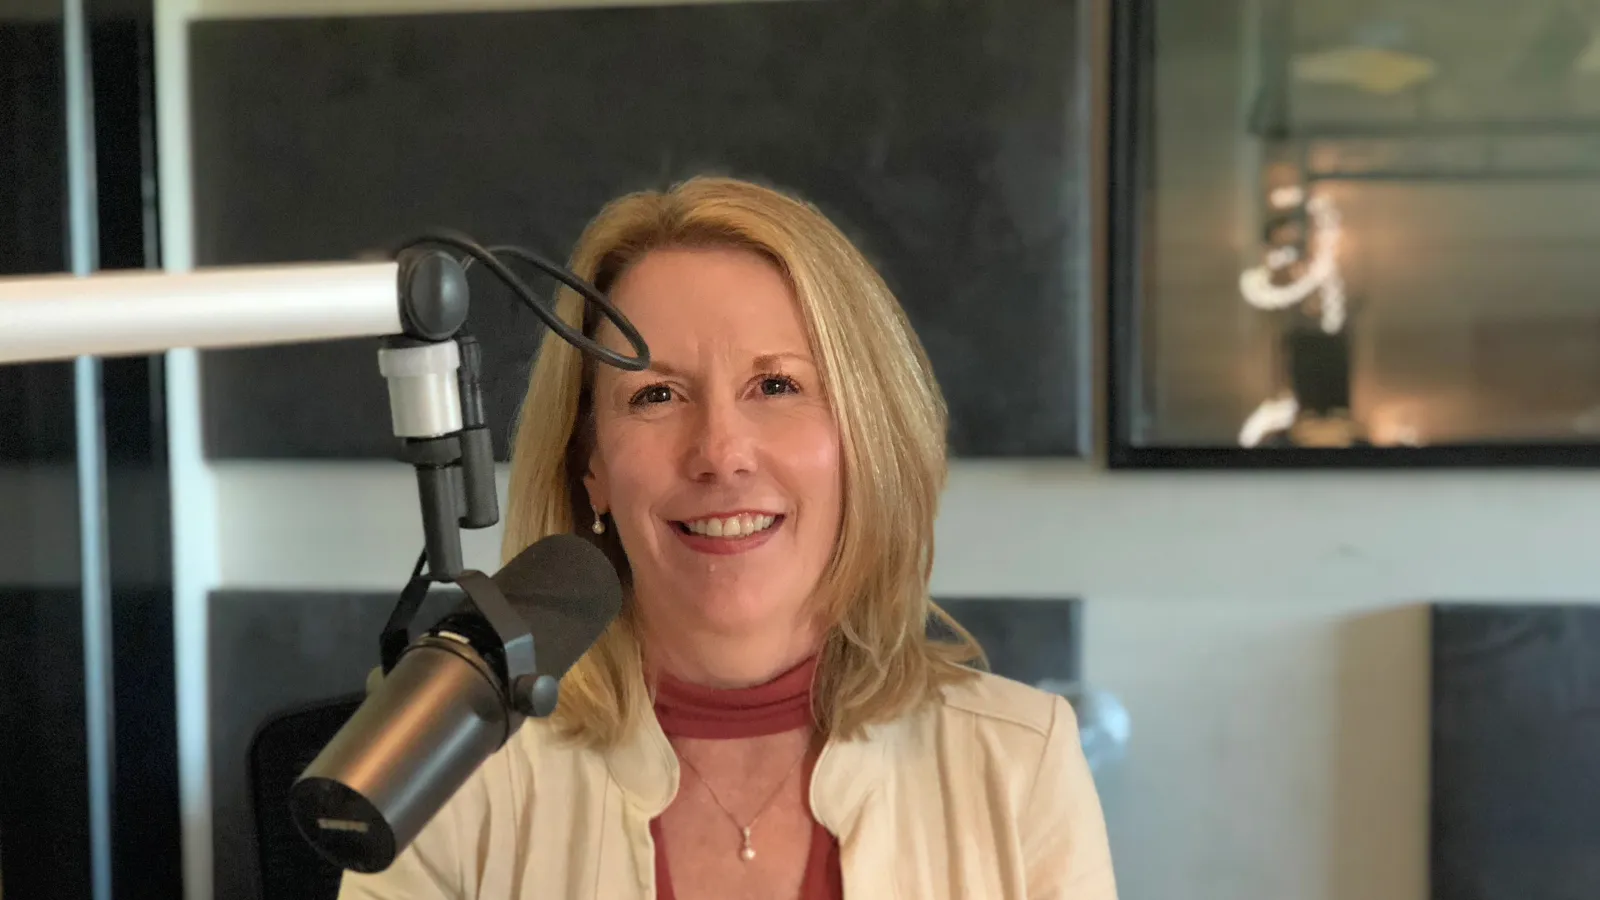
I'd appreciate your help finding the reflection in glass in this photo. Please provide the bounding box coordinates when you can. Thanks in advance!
[1123,0,1600,453]
[0,3,175,898]
[0,9,95,900]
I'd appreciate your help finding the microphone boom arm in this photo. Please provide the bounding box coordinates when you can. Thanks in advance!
[0,235,644,872]
[2,249,484,586]
[0,238,647,584]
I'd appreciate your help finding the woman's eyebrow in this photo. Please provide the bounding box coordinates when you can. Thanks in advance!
[751,352,812,370]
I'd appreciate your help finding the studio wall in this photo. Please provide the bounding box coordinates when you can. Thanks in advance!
[179,6,1094,891]
[0,16,92,898]
[147,4,1600,900]
[0,3,179,900]
[1431,603,1600,900]
[206,588,459,900]
[186,0,1093,461]
[201,583,1083,900]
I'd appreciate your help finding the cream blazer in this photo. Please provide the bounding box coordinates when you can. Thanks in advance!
[339,670,1119,899]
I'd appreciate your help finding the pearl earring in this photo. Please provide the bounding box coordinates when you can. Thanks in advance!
[591,509,606,535]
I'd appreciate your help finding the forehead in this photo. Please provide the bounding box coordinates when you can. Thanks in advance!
[597,247,808,357]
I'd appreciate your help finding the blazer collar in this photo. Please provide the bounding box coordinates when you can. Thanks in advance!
[811,718,901,900]
[809,720,890,834]
[602,699,680,817]
[601,697,894,827]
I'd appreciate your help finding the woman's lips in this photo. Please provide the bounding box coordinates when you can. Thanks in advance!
[670,513,785,556]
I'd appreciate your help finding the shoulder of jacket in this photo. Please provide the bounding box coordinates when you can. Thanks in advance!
[506,714,593,763]
[932,669,1065,740]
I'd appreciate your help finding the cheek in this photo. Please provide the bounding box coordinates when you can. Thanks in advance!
[592,419,669,511]
[775,413,843,516]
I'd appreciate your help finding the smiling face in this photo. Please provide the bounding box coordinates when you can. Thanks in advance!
[582,246,844,661]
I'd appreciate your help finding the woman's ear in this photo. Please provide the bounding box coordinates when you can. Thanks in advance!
[582,461,607,515]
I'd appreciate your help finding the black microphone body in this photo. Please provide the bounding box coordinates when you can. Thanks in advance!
[289,533,623,873]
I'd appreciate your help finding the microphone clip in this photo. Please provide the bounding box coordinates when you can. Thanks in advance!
[380,248,500,584]
[378,567,561,723]
[452,570,562,718]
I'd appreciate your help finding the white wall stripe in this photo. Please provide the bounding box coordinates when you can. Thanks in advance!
[213,461,509,591]
[153,3,217,900]
[62,0,115,892]
[216,460,1600,601]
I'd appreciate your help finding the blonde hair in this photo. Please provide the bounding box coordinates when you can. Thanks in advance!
[501,175,983,746]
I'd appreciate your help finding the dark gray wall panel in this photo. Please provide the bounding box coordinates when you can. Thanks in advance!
[936,596,1081,686]
[210,589,1078,897]
[0,588,92,900]
[189,0,1089,460]
[1431,602,1600,900]
[208,588,460,900]
[0,19,72,464]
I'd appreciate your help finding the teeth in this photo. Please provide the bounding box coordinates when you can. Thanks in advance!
[684,513,776,538]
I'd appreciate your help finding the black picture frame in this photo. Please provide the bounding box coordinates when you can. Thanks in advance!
[1104,0,1600,469]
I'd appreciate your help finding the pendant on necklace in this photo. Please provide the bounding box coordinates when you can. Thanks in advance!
[740,826,756,861]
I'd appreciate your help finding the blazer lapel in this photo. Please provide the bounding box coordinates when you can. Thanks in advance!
[811,722,897,900]
[598,706,679,900]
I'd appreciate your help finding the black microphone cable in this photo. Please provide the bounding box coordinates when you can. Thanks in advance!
[394,229,649,372]
[386,230,650,582]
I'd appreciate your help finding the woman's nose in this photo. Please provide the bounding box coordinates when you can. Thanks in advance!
[686,396,756,482]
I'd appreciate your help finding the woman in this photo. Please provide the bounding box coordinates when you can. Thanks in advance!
[340,176,1117,899]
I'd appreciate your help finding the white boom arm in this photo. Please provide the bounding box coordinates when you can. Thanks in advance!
[0,242,648,578]
[0,261,405,364]
[0,250,491,578]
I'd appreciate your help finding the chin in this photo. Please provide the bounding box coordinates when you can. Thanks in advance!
[683,586,807,635]
[696,595,790,632]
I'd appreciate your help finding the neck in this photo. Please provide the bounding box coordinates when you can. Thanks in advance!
[642,618,822,689]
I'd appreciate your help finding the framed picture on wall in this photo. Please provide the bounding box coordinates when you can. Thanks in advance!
[1107,0,1600,467]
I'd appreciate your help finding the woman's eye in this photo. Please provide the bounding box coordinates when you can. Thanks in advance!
[759,375,800,396]
[630,384,674,406]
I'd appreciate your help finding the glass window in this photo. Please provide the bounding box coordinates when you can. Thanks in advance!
[1111,0,1600,463]
[0,9,95,897]
[0,4,176,897]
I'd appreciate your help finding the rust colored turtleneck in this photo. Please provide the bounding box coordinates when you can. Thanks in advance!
[650,655,843,900]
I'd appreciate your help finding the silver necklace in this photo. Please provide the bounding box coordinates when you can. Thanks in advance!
[674,744,809,862]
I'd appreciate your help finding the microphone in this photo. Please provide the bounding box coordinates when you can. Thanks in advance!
[287,533,624,873]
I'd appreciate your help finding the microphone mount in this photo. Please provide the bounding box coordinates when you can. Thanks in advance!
[0,226,646,873]
[375,229,643,724]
